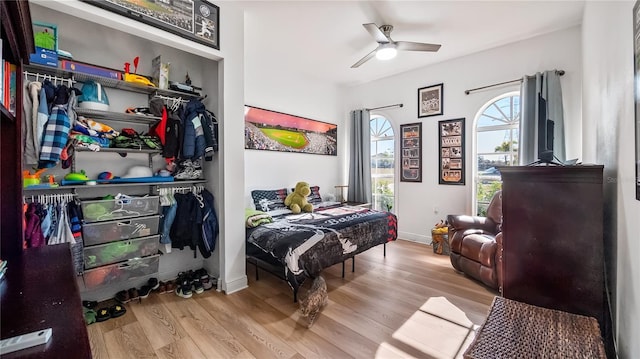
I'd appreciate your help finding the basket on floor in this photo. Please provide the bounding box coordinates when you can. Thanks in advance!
[431,230,450,255]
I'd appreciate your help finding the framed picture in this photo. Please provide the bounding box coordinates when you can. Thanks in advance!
[400,123,422,182]
[634,0,640,200]
[439,118,465,185]
[418,83,443,118]
[82,0,220,50]
[244,105,337,156]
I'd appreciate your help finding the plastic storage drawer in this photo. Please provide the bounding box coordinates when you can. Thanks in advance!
[81,196,159,222]
[82,254,160,289]
[83,234,160,269]
[82,215,160,246]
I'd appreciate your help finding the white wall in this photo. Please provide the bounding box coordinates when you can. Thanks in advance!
[344,27,582,243]
[243,12,345,205]
[582,2,640,357]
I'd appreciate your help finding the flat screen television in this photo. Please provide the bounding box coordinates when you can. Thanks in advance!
[537,93,555,163]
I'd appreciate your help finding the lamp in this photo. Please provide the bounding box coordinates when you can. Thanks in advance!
[376,43,397,61]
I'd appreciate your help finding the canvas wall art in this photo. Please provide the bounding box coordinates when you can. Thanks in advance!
[244,105,337,156]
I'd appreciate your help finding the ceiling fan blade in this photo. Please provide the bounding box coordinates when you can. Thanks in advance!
[351,48,378,68]
[396,41,441,52]
[363,23,390,43]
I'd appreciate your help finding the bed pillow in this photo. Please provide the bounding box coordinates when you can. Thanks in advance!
[251,188,289,212]
[290,185,323,204]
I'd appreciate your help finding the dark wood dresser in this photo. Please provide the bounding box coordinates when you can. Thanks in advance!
[500,165,605,332]
[0,244,91,358]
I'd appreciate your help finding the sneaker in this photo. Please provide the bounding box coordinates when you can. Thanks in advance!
[82,300,98,310]
[175,281,193,299]
[192,278,204,294]
[148,277,160,291]
[138,285,152,299]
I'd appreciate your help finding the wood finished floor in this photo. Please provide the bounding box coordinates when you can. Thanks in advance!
[87,240,498,359]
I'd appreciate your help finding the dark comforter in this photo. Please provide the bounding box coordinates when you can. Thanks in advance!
[246,205,398,293]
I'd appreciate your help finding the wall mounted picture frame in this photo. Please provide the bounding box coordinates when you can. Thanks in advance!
[244,105,337,156]
[82,0,220,50]
[418,83,443,118]
[439,118,465,185]
[633,0,640,200]
[400,123,422,182]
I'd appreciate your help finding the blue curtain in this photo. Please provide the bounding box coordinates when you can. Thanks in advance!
[519,70,565,164]
[347,109,371,203]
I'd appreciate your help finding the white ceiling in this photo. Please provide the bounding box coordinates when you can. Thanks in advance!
[240,1,585,87]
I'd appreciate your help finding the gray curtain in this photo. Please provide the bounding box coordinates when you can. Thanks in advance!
[347,109,372,203]
[519,70,565,164]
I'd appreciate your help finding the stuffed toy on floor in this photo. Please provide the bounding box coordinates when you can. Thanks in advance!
[285,181,314,214]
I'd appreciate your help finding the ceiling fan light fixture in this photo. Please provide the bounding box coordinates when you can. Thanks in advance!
[376,44,397,61]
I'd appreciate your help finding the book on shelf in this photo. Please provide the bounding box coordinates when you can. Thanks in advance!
[8,62,16,114]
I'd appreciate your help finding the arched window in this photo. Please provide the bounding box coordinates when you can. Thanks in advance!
[474,92,519,215]
[370,115,395,211]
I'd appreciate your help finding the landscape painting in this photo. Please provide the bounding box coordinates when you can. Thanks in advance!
[244,106,337,156]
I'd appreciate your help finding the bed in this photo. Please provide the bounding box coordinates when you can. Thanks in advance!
[246,203,398,301]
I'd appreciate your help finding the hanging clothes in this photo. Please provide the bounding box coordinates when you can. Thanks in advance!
[39,85,71,168]
[24,203,45,248]
[23,81,40,165]
[200,189,218,257]
[34,80,54,158]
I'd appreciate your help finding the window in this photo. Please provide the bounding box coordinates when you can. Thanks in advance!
[370,115,395,211]
[474,92,519,215]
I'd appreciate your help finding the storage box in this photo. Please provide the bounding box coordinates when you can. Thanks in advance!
[82,254,159,289]
[82,215,159,246]
[81,196,159,223]
[29,47,58,67]
[84,234,160,269]
[60,60,121,80]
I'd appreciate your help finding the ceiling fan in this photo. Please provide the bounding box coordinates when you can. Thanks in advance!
[351,23,441,68]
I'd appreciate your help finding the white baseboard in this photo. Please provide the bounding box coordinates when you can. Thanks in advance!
[398,231,432,245]
[223,275,248,294]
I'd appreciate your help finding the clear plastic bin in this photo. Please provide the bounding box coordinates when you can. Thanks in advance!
[83,235,160,269]
[82,215,160,246]
[82,254,160,289]
[81,195,159,223]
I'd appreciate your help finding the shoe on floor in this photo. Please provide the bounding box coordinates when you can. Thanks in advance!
[138,285,152,299]
[115,290,130,304]
[175,281,193,299]
[110,304,126,318]
[148,277,160,291]
[82,300,98,310]
[128,287,139,302]
[96,307,111,322]
[192,278,204,294]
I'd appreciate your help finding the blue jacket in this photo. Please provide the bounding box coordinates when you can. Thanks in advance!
[181,99,206,160]
[200,189,218,257]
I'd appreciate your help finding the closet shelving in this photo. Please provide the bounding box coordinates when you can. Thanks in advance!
[24,63,203,100]
[23,179,207,192]
[22,61,209,195]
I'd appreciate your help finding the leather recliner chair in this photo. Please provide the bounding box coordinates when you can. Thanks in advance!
[447,191,503,290]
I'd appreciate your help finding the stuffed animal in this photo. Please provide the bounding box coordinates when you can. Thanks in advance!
[285,181,314,214]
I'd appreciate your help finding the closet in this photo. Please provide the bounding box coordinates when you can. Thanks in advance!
[9,0,238,299]
[1,0,247,297]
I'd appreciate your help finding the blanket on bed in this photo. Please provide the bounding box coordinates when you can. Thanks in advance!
[246,205,398,293]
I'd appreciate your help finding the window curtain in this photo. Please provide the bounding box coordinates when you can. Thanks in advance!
[347,109,371,203]
[519,70,565,164]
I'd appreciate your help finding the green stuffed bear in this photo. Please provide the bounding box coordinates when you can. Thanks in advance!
[285,181,314,214]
